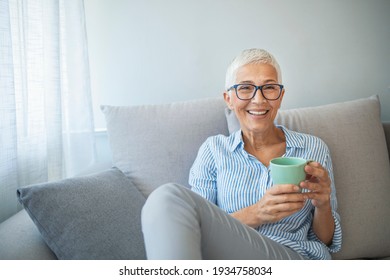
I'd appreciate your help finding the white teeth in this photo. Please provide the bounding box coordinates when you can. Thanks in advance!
[248,110,267,115]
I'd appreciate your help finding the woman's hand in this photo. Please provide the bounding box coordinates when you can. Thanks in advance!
[231,184,306,228]
[300,162,331,209]
[300,161,335,245]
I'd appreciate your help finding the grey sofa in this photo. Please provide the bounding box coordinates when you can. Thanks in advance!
[1,95,389,260]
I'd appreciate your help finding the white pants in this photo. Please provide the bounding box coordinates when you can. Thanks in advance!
[141,183,305,260]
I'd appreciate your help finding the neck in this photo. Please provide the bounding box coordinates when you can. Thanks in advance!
[242,126,284,151]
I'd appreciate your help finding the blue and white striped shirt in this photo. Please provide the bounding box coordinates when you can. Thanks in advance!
[189,125,342,260]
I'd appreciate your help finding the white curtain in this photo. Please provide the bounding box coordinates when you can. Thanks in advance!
[0,0,96,223]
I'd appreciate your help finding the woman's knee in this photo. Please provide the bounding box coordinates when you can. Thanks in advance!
[144,183,185,205]
[141,183,189,222]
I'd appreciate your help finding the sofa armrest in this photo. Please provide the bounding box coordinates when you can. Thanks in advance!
[0,209,57,260]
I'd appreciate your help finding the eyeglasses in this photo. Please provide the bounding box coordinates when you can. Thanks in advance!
[227,83,284,101]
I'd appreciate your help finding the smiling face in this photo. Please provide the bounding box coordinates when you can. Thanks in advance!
[224,63,284,136]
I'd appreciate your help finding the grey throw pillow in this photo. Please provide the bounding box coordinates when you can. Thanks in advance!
[226,95,390,260]
[17,168,146,260]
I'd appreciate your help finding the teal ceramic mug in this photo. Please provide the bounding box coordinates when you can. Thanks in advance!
[270,157,313,190]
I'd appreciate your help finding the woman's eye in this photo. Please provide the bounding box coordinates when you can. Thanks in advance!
[263,85,277,90]
[238,85,253,91]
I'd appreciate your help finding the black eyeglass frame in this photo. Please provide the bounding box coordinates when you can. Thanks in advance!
[227,83,284,101]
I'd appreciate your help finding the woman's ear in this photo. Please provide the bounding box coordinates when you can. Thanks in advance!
[223,91,234,110]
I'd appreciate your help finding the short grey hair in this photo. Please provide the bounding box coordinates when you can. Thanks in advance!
[225,48,282,90]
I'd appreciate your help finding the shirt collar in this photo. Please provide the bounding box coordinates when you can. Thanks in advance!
[279,125,305,149]
[229,125,305,152]
[230,130,243,152]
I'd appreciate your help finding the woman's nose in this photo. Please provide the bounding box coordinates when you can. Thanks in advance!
[251,88,267,103]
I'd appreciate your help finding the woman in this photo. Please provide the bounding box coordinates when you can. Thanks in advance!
[141,49,342,260]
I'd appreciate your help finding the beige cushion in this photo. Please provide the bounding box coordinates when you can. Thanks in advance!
[101,98,229,197]
[226,95,390,259]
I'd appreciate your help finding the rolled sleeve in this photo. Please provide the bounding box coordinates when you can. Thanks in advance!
[329,211,342,253]
[324,151,342,253]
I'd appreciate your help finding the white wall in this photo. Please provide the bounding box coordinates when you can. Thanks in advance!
[84,0,390,130]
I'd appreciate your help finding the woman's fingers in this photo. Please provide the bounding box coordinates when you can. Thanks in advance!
[267,184,301,195]
[258,184,308,223]
[304,162,329,183]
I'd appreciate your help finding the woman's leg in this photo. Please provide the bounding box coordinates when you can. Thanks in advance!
[141,183,305,260]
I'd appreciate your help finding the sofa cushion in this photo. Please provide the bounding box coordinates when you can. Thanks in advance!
[101,98,229,197]
[17,168,146,260]
[226,95,390,259]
